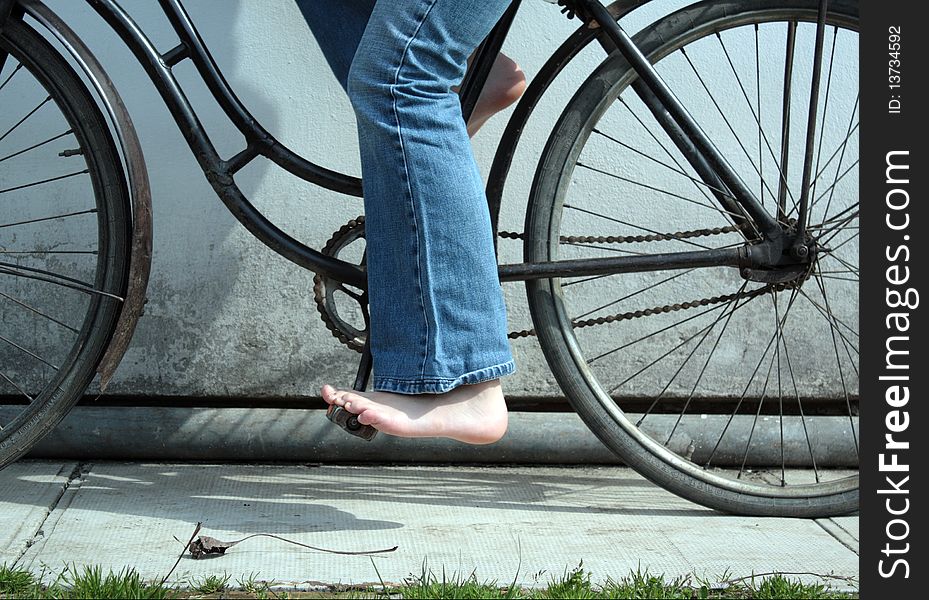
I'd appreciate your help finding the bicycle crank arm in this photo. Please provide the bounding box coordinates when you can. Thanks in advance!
[326,404,378,441]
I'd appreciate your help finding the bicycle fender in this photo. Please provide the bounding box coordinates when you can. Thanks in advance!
[21,0,153,391]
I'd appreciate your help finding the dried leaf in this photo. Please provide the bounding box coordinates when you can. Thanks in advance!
[187,535,241,558]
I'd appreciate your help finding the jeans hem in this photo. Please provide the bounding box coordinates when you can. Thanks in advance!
[373,359,516,394]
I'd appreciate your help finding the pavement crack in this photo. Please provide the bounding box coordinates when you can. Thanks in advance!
[814,518,858,556]
[14,462,92,566]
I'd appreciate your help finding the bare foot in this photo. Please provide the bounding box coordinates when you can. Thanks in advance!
[454,52,527,137]
[321,379,508,444]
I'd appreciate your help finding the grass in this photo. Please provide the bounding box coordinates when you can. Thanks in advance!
[0,562,858,599]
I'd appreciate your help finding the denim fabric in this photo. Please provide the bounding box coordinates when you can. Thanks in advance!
[295,0,517,394]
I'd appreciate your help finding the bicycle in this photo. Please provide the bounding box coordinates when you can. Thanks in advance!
[0,0,859,517]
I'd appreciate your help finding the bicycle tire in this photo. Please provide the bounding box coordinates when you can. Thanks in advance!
[0,19,130,469]
[525,0,858,516]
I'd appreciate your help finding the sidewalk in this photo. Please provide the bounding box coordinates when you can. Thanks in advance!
[1,461,858,592]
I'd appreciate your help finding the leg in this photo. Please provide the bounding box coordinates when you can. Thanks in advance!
[295,0,525,137]
[458,53,527,137]
[320,0,518,443]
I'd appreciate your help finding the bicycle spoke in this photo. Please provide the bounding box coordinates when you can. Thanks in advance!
[610,307,727,394]
[0,290,79,333]
[810,268,859,456]
[796,286,859,348]
[0,61,23,94]
[564,203,722,251]
[606,288,764,394]
[814,272,861,374]
[817,210,860,248]
[776,290,821,482]
[561,240,648,256]
[591,298,730,367]
[816,94,859,223]
[618,97,718,209]
[0,208,98,229]
[738,330,780,478]
[806,268,860,379]
[817,268,858,275]
[809,26,840,204]
[704,293,787,468]
[591,127,732,200]
[0,169,89,196]
[572,269,695,320]
[715,32,795,211]
[811,119,858,187]
[804,159,858,217]
[664,284,747,444]
[818,273,857,283]
[0,250,97,255]
[0,333,59,371]
[616,97,763,237]
[810,202,858,230]
[576,161,749,222]
[819,251,858,278]
[637,288,750,426]
[0,261,123,300]
[825,230,859,254]
[679,46,785,208]
[562,273,610,288]
[0,368,34,406]
[0,95,52,144]
[0,130,72,164]
[772,292,786,486]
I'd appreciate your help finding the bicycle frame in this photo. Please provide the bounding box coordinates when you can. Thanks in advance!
[7,0,828,290]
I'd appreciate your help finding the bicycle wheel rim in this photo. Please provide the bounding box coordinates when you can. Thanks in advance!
[529,0,858,505]
[0,20,128,462]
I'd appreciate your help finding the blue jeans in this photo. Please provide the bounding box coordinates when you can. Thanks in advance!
[296,0,517,394]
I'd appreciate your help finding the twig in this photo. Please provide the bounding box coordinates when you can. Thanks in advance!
[200,532,398,556]
[716,570,859,587]
[160,521,202,586]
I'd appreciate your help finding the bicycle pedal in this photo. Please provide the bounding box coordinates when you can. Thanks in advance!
[326,404,378,441]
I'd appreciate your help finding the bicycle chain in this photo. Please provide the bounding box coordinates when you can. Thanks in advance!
[313,218,771,348]
[497,223,743,245]
[507,280,784,339]
[498,223,760,339]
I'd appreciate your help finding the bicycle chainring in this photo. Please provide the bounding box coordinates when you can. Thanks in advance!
[313,216,368,353]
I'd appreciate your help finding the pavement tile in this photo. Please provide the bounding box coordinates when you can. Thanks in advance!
[12,462,858,589]
[0,462,77,565]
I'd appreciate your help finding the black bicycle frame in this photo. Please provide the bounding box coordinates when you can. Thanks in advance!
[64,0,814,289]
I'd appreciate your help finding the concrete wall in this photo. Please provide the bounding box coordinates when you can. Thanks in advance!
[2,0,859,402]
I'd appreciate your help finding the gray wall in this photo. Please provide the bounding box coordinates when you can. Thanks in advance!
[3,0,858,402]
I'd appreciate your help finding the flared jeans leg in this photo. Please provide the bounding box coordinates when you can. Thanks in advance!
[296,0,517,394]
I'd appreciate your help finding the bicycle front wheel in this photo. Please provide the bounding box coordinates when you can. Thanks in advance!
[0,19,130,469]
[525,0,858,516]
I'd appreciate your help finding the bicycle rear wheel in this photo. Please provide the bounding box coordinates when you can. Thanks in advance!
[526,0,858,516]
[0,19,130,469]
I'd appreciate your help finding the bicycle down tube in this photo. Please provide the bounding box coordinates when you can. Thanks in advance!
[81,0,777,286]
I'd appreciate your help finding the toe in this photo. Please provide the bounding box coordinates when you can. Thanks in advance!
[356,408,380,427]
[341,391,374,414]
[321,384,339,404]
